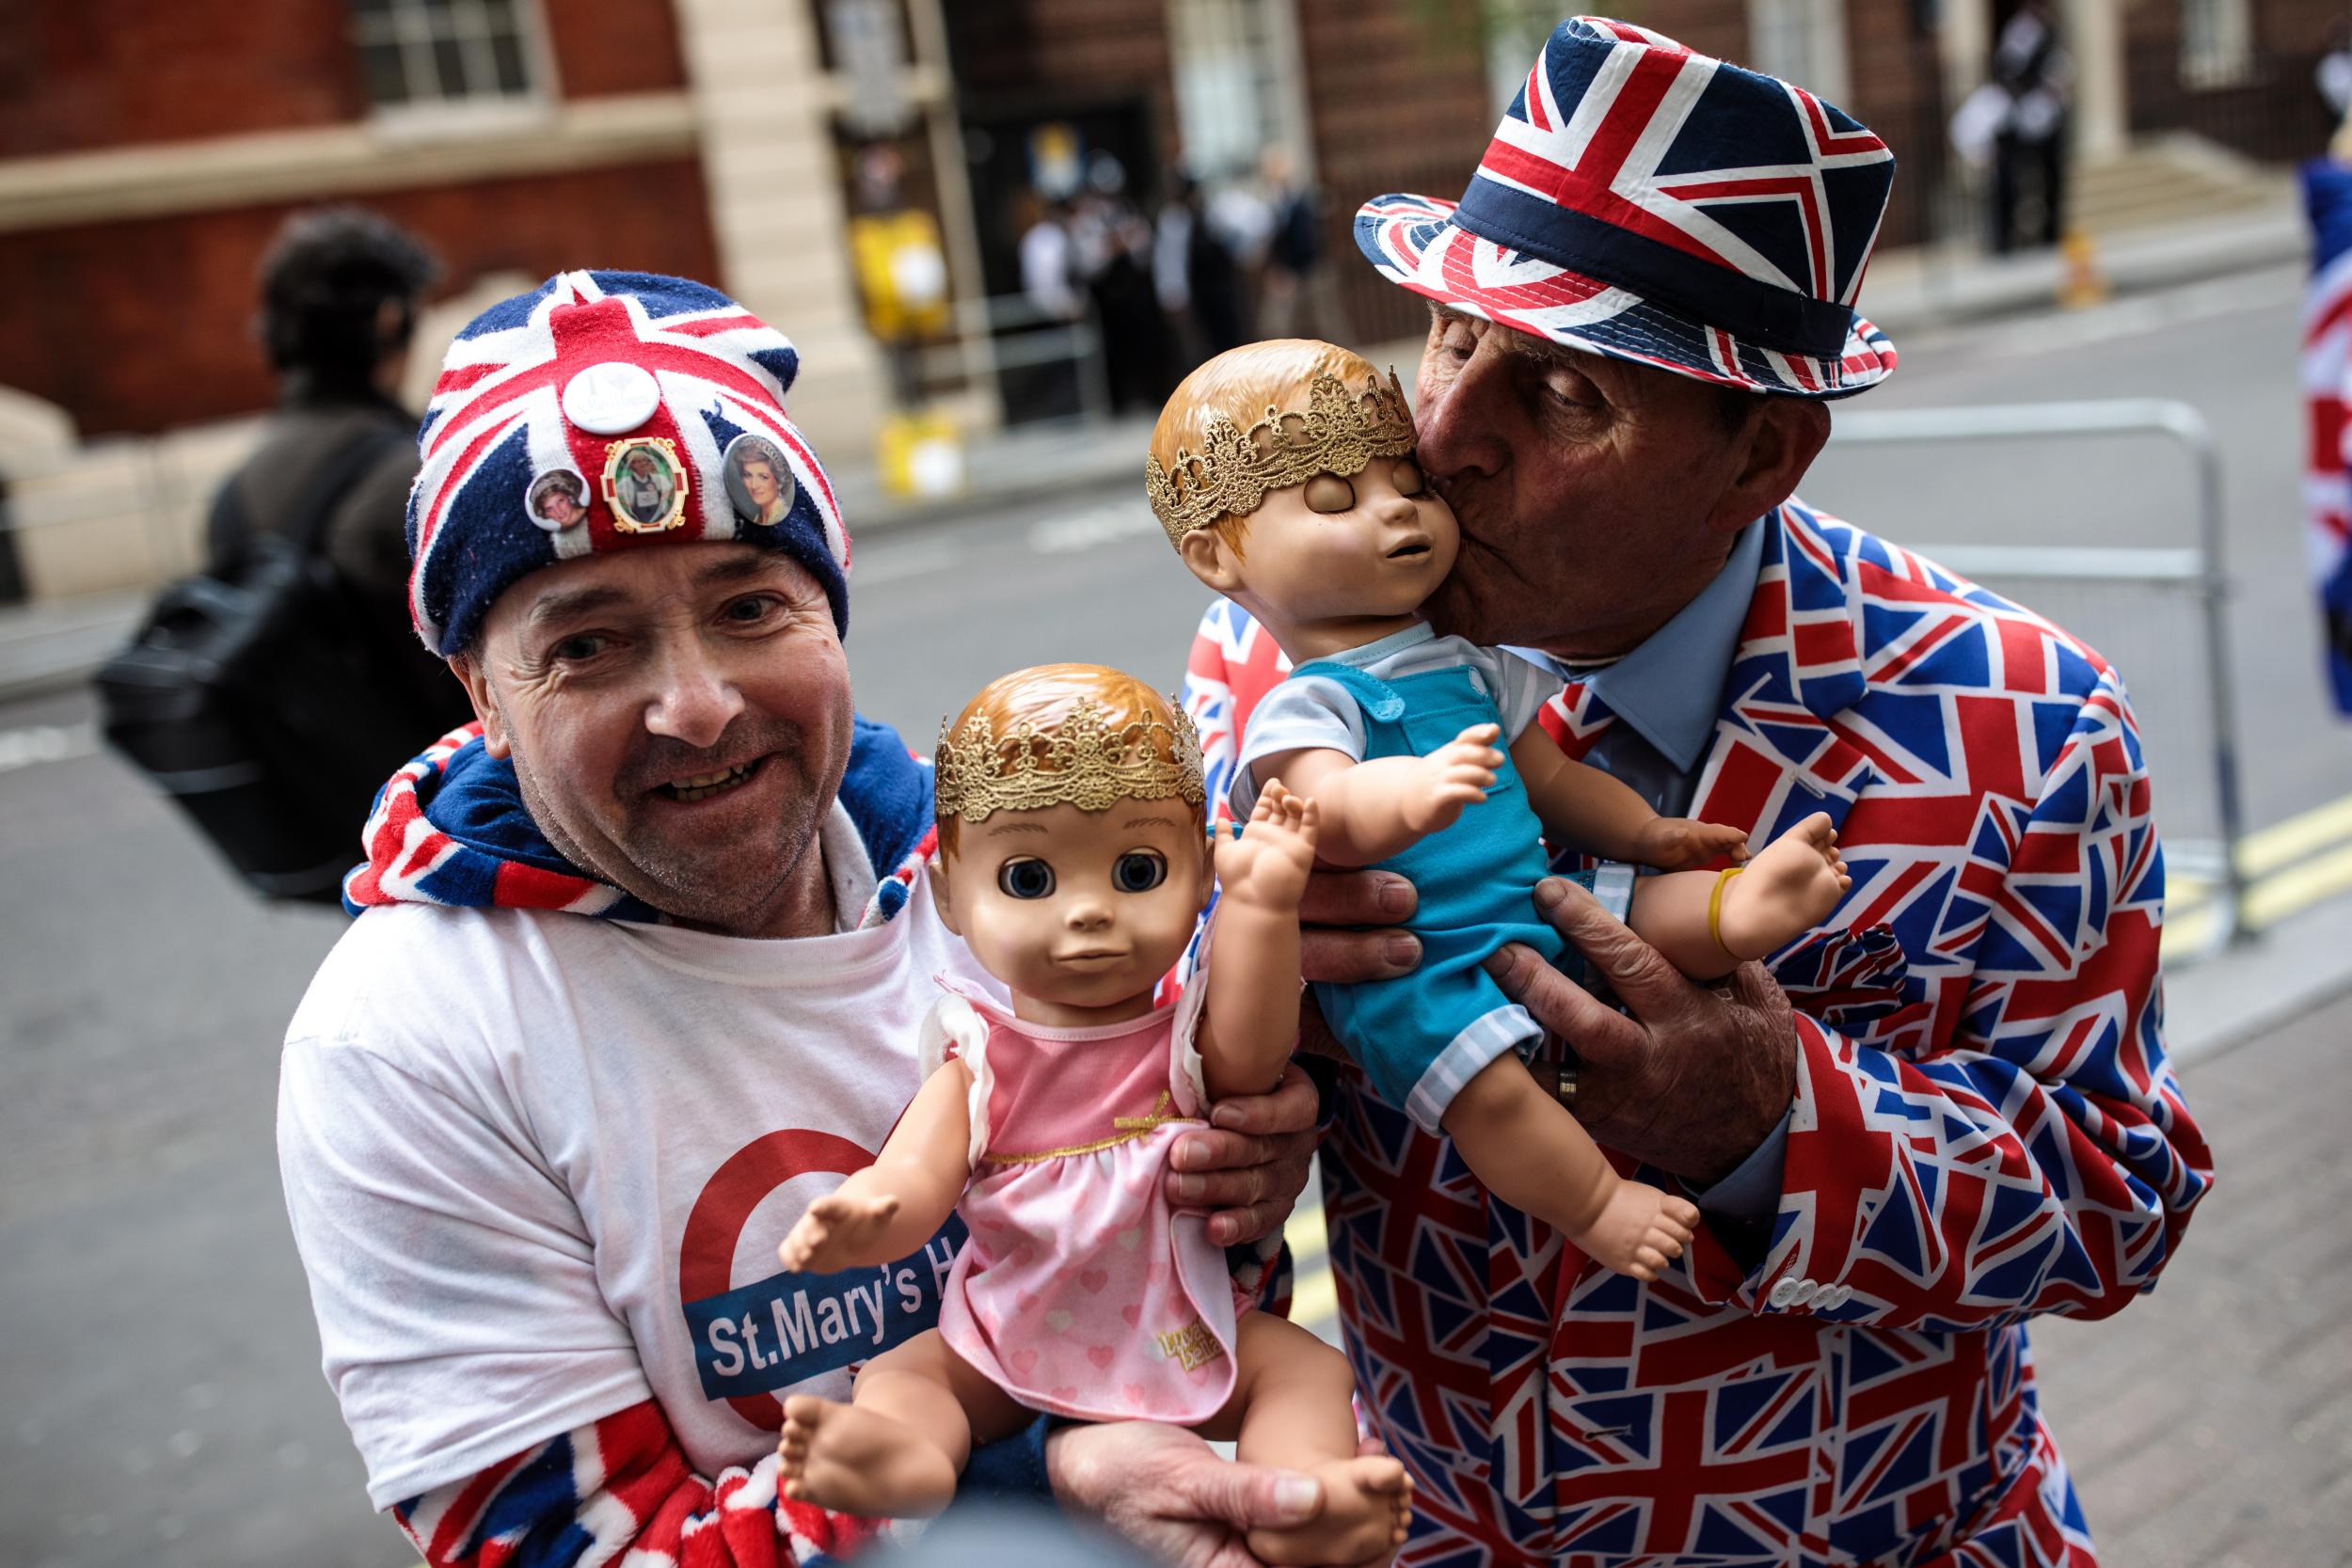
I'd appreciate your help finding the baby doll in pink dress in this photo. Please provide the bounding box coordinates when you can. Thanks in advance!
[774,663,1412,1565]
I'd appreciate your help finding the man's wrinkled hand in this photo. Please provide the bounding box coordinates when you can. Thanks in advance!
[1296,867,1420,987]
[1048,1420,1403,1568]
[1485,876,1797,1184]
[1168,1062,1319,1245]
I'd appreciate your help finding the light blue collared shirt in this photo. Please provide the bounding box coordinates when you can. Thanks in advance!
[1513,518,1788,1219]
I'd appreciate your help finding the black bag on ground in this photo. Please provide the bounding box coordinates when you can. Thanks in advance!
[97,425,422,903]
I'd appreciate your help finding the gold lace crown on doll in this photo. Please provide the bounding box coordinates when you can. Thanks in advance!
[932,696,1206,822]
[1145,368,1419,546]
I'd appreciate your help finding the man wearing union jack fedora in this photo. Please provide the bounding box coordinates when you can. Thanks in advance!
[1184,17,2210,1566]
[277,271,1341,1567]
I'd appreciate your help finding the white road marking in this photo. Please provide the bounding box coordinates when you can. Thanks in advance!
[1027,501,1160,555]
[0,721,97,774]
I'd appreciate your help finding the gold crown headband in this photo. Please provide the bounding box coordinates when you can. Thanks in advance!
[933,696,1206,823]
[1145,368,1419,546]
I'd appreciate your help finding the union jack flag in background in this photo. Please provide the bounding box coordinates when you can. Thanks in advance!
[1184,501,2211,1568]
[2299,159,2352,715]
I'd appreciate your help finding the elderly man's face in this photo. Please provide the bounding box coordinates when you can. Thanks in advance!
[1411,307,1820,658]
[453,545,852,938]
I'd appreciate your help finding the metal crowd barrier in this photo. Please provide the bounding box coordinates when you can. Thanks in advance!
[1825,398,2247,951]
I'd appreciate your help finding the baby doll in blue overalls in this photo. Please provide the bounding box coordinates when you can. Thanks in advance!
[1152,341,1852,1279]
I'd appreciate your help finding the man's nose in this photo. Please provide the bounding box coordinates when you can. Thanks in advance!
[644,642,745,750]
[1416,343,1512,483]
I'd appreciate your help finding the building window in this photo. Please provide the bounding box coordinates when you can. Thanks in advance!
[2179,0,2254,89]
[349,0,541,113]
[1745,0,1851,105]
[1168,0,1311,182]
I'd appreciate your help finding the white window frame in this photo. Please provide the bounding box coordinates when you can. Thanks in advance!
[1744,0,1851,106]
[349,0,559,135]
[2179,0,2255,90]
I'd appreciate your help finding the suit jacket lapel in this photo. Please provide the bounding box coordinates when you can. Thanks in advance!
[1691,505,1881,841]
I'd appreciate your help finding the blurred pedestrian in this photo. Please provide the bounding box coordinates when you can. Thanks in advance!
[219,207,469,731]
[1072,153,1174,411]
[1986,0,2072,252]
[1257,148,1349,343]
[1157,171,1250,360]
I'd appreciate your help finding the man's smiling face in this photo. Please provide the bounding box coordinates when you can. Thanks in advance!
[454,544,853,938]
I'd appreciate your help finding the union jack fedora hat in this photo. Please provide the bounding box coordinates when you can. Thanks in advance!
[1355,15,1897,398]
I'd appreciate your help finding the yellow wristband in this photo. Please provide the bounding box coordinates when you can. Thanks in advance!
[1708,865,1745,958]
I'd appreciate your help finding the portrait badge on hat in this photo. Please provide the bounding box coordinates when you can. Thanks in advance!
[525,467,592,532]
[601,437,688,533]
[721,433,798,529]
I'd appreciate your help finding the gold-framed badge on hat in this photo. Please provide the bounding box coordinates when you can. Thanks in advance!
[601,436,688,533]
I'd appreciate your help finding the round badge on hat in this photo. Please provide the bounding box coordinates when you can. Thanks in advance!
[722,433,797,528]
[563,361,662,435]
[602,437,688,533]
[525,467,592,532]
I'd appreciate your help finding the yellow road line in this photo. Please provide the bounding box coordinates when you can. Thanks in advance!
[2244,838,2352,930]
[2238,792,2352,879]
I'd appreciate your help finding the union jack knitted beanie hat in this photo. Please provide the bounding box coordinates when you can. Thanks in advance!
[1355,15,1898,398]
[406,270,850,656]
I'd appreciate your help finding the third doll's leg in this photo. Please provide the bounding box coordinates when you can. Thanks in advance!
[1440,1053,1698,1280]
[1207,1312,1413,1567]
[1621,809,1851,979]
[779,1327,1029,1517]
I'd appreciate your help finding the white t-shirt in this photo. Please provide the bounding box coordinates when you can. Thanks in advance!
[1231,624,1556,815]
[277,803,998,1508]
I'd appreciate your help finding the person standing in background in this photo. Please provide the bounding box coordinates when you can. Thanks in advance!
[1989,0,2073,252]
[212,207,472,736]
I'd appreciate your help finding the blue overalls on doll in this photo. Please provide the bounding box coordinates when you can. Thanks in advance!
[1290,657,1606,1132]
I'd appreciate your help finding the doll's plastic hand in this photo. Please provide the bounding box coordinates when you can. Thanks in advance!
[1631,815,1752,871]
[1402,723,1502,836]
[1049,1419,1402,1568]
[1213,780,1322,912]
[778,1190,900,1275]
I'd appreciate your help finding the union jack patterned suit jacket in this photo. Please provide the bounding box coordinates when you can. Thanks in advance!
[1181,500,2212,1568]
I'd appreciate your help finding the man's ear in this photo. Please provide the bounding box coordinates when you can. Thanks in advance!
[929,854,961,936]
[449,654,512,759]
[1705,398,1830,534]
[1177,529,1245,594]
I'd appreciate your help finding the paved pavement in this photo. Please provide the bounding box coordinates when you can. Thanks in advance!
[2030,990,2352,1568]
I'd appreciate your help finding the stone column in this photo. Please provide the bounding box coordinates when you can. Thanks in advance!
[2059,0,2128,162]
[672,0,890,460]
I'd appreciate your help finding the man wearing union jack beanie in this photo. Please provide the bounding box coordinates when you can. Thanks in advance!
[1184,18,2210,1567]
[277,271,1336,1567]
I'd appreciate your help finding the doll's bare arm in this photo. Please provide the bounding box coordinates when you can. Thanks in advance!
[778,1060,974,1275]
[1259,723,1502,867]
[1620,810,1852,979]
[1508,725,1749,870]
[1200,782,1320,1100]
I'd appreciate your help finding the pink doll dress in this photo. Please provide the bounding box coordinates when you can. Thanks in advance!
[925,973,1251,1424]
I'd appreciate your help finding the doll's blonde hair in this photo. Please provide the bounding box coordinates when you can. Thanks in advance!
[933,663,1205,860]
[1149,339,1382,558]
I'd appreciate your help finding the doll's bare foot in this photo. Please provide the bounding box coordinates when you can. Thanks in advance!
[778,1190,901,1275]
[1572,1179,1699,1283]
[1715,811,1851,959]
[1245,1453,1413,1566]
[777,1394,959,1517]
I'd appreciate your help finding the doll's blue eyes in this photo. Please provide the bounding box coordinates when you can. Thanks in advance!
[1113,851,1168,893]
[998,859,1056,898]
